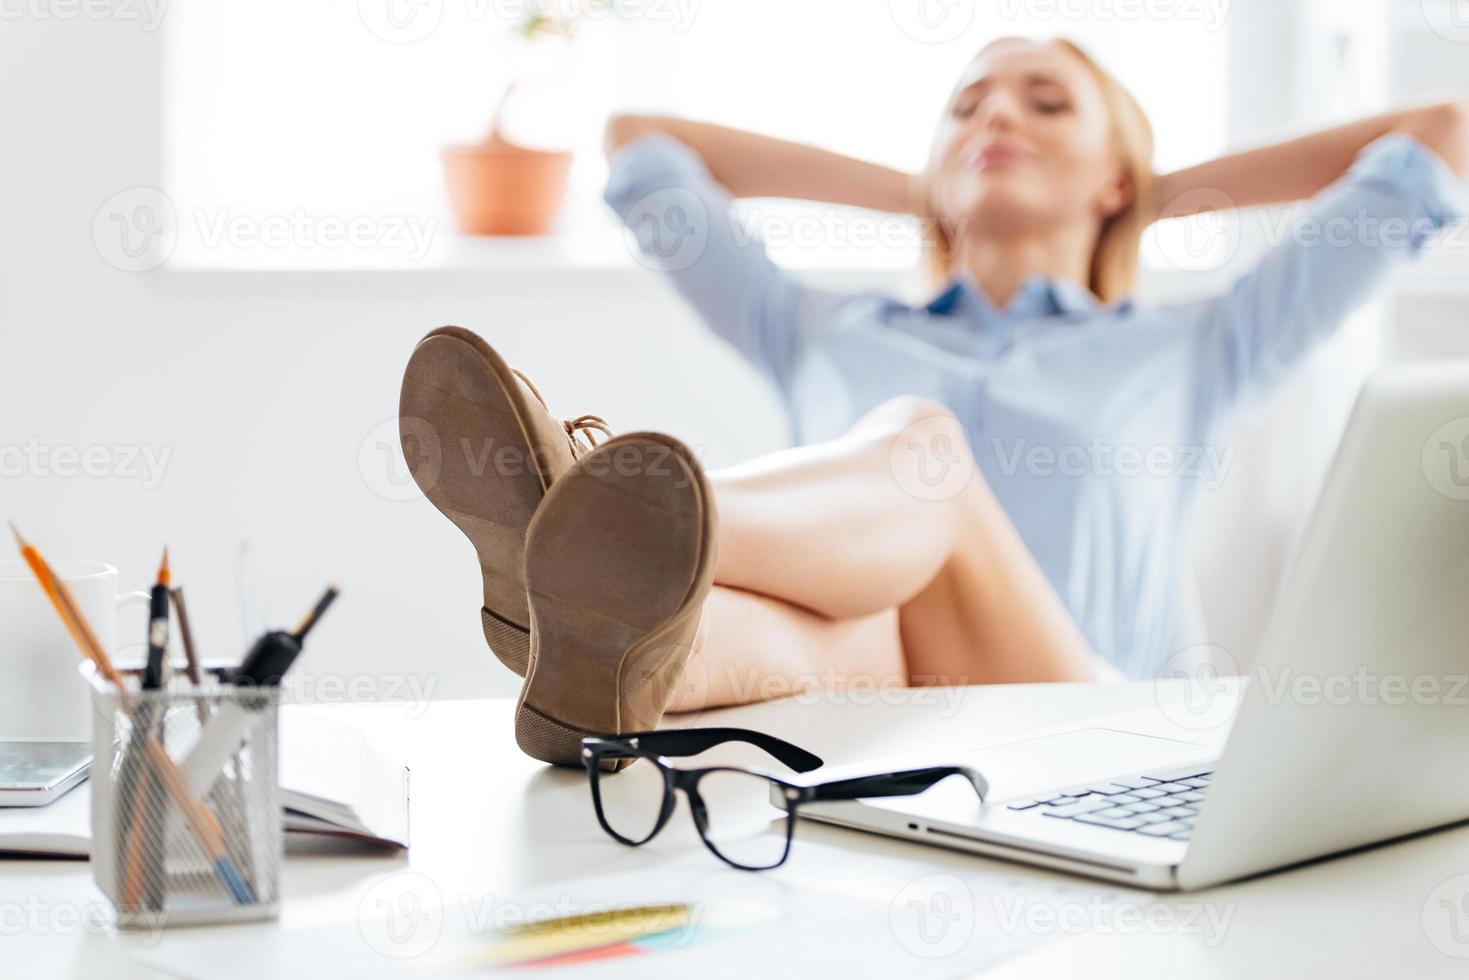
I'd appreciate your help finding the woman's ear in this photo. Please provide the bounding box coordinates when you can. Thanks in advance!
[1096,166,1134,219]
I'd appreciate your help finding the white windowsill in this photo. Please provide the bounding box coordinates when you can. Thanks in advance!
[165,216,926,276]
[165,218,1469,299]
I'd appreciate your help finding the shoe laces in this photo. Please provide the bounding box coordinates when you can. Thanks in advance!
[512,368,612,457]
[564,415,613,454]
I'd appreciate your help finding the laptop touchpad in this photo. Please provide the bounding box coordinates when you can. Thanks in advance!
[971,727,1212,800]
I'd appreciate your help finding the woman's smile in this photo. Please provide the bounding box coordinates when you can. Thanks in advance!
[966,139,1035,171]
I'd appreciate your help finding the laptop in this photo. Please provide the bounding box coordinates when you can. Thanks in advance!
[792,366,1469,890]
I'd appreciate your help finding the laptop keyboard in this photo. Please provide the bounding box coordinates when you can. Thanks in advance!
[1003,764,1214,842]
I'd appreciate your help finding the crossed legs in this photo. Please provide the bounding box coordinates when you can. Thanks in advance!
[670,397,1111,712]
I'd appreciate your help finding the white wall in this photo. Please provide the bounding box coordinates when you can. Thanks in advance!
[0,17,789,702]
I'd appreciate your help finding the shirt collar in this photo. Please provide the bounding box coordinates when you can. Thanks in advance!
[924,274,1104,320]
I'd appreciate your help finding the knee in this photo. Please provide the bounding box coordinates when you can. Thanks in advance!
[866,403,986,530]
[852,396,973,462]
[855,396,960,437]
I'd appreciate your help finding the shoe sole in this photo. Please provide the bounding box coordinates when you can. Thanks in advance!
[517,433,715,767]
[399,326,563,676]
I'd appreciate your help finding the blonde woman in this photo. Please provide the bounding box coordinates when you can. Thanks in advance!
[403,37,1466,764]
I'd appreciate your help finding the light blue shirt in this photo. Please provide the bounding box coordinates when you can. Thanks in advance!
[605,133,1465,677]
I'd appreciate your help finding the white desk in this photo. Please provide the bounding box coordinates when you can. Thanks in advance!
[7,680,1467,977]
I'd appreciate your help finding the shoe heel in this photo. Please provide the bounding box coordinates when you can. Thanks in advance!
[514,702,592,768]
[480,607,530,676]
[514,703,636,771]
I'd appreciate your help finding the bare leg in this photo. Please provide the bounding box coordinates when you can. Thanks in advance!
[895,471,1113,685]
[712,397,974,618]
[705,397,1110,689]
[666,586,906,713]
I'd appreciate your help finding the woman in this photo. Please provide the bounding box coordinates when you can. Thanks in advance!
[402,37,1466,766]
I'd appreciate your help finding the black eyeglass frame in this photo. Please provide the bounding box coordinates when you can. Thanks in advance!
[581,727,989,871]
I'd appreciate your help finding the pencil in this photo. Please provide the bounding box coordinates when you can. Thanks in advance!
[121,808,148,909]
[169,586,203,687]
[143,736,254,904]
[9,525,254,905]
[10,524,150,901]
[170,586,211,727]
[9,522,125,692]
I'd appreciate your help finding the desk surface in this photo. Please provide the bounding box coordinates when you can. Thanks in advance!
[7,680,1468,978]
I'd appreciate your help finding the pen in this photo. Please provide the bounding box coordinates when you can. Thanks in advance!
[132,548,172,910]
[179,586,339,798]
[142,548,170,690]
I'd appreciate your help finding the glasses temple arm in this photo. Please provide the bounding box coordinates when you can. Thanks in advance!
[610,728,824,773]
[807,766,989,804]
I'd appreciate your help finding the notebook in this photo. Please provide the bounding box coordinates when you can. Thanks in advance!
[0,708,409,858]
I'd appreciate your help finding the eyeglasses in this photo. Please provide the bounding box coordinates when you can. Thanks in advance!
[581,727,988,871]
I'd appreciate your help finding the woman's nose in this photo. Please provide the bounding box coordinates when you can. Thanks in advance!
[974,92,1021,133]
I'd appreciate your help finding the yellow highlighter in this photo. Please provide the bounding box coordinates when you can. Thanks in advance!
[460,903,698,969]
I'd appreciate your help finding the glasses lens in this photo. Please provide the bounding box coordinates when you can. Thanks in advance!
[591,756,668,844]
[695,770,792,869]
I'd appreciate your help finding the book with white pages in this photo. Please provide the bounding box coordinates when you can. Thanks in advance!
[279,708,410,848]
[0,707,409,857]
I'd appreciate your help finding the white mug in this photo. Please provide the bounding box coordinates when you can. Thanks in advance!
[0,560,151,739]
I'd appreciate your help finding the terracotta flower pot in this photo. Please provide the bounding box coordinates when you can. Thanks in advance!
[441,137,573,236]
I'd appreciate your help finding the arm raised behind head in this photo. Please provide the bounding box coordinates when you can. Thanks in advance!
[604,113,922,215]
[1150,98,1469,221]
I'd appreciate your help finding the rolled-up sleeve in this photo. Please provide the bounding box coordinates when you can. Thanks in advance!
[1194,133,1466,409]
[604,134,827,394]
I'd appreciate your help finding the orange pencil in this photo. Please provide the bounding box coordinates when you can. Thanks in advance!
[9,522,126,693]
[9,524,254,905]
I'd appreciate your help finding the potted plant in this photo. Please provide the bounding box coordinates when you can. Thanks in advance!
[441,5,601,236]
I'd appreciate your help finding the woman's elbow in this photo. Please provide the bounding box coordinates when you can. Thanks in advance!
[1401,99,1469,176]
[604,113,655,158]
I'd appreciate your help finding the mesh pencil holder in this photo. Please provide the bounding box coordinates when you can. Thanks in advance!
[86,663,282,928]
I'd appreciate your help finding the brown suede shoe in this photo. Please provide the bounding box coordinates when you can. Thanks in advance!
[516,432,716,767]
[399,326,611,676]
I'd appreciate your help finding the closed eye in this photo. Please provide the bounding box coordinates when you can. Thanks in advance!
[949,75,1074,119]
[1028,78,1073,114]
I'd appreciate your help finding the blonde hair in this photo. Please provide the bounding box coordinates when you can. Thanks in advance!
[924,38,1155,305]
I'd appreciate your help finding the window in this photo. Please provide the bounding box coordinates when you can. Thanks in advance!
[164,1,1229,268]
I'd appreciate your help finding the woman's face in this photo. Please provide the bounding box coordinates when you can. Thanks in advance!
[928,40,1130,240]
